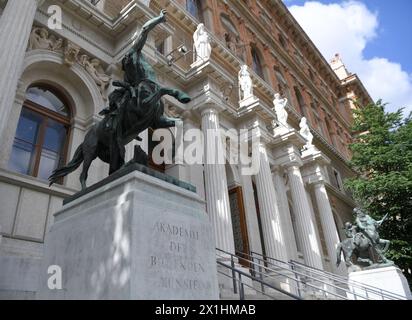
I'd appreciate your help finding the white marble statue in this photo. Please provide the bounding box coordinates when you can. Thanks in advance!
[193,23,212,64]
[299,117,314,150]
[238,65,253,100]
[273,93,289,127]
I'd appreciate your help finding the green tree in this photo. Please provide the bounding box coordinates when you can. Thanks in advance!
[345,100,412,285]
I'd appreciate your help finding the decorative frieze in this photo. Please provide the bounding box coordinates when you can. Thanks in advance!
[28,27,63,52]
[27,26,111,100]
[63,40,81,66]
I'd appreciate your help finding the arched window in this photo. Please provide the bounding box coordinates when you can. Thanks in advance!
[274,67,292,103]
[8,85,71,183]
[186,0,203,21]
[293,86,306,116]
[251,46,265,80]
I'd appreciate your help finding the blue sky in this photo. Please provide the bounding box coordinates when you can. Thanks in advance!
[283,0,412,114]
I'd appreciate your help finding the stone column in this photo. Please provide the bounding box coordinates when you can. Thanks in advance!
[254,143,288,262]
[0,0,44,148]
[183,116,206,200]
[272,167,298,261]
[0,81,26,168]
[286,164,323,269]
[313,182,347,274]
[201,106,235,254]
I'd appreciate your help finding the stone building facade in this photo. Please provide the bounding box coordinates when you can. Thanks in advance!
[0,0,372,299]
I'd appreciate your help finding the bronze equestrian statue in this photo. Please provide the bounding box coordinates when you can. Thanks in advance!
[336,208,393,270]
[49,10,190,190]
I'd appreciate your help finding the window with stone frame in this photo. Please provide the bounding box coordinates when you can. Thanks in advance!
[251,46,265,80]
[8,85,71,183]
[293,86,306,116]
[332,168,344,191]
[155,38,165,55]
[186,0,203,22]
[324,117,335,145]
[274,67,292,104]
[310,101,326,137]
[220,14,246,61]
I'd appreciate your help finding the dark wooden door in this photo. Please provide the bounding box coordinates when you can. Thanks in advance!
[229,186,250,267]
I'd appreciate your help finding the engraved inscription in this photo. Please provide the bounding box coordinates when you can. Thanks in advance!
[150,220,211,291]
[153,222,200,240]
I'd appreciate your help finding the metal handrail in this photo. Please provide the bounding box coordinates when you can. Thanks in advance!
[255,252,402,300]
[289,259,407,300]
[216,260,301,300]
[238,252,353,300]
[217,249,353,300]
[250,251,405,300]
[216,254,302,300]
[252,251,378,298]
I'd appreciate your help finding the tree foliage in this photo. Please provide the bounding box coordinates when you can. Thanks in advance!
[345,100,412,284]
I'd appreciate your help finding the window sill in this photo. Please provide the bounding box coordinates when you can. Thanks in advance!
[0,168,77,198]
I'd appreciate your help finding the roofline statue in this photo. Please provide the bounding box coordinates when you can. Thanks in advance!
[49,9,191,190]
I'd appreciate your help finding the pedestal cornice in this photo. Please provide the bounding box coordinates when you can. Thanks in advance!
[271,129,306,168]
[301,149,332,186]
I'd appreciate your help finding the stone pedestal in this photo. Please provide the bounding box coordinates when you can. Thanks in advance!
[348,267,412,300]
[37,168,219,300]
[239,96,259,109]
[273,126,291,137]
[191,58,209,69]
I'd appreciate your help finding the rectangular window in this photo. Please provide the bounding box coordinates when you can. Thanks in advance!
[332,168,343,191]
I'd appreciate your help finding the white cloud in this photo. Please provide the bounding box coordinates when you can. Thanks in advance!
[288,1,412,115]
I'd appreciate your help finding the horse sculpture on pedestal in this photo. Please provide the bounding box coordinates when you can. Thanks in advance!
[49,10,190,190]
[336,209,393,270]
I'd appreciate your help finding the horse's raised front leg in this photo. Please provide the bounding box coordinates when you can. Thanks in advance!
[143,87,191,105]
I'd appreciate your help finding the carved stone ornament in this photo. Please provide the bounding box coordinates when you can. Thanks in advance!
[64,40,81,67]
[79,54,111,99]
[28,27,63,52]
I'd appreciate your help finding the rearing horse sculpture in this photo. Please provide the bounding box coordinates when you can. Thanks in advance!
[49,10,190,189]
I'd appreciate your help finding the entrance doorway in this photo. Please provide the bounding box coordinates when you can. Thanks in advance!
[229,186,250,267]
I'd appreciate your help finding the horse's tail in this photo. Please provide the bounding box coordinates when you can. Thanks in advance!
[49,143,84,186]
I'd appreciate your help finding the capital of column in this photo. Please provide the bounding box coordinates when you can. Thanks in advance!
[301,150,331,186]
[312,179,327,190]
[273,144,303,170]
[199,104,220,118]
[273,128,306,149]
[285,162,303,174]
[302,148,331,166]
